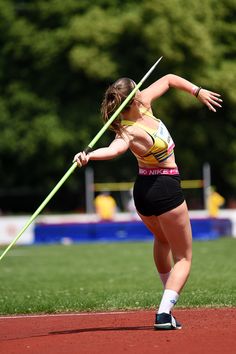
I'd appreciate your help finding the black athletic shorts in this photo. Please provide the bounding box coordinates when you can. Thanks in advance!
[133,174,185,216]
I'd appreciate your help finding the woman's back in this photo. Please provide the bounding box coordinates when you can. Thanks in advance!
[121,104,176,168]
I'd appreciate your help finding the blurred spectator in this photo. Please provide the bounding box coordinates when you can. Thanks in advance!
[94,192,117,221]
[207,187,225,217]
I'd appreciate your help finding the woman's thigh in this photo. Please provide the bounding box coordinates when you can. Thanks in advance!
[157,201,192,261]
[138,212,167,243]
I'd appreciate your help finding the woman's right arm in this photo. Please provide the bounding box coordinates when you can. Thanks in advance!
[73,136,129,167]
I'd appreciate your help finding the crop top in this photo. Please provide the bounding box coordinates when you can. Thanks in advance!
[121,109,175,166]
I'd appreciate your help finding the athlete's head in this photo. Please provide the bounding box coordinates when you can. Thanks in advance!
[101,78,136,133]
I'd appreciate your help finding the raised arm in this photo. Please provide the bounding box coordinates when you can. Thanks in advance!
[141,74,222,112]
[74,136,129,167]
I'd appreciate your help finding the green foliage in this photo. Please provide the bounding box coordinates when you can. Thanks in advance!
[0,0,235,212]
[0,238,235,314]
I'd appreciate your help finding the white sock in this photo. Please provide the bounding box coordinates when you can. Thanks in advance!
[159,270,171,288]
[157,289,179,314]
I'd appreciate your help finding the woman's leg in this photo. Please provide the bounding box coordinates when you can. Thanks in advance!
[139,201,192,327]
[157,201,192,293]
[139,212,172,272]
[140,201,192,293]
[138,213,172,287]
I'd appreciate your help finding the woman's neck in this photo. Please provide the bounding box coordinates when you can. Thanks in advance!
[122,103,142,121]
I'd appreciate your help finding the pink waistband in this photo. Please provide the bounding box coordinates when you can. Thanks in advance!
[138,167,179,176]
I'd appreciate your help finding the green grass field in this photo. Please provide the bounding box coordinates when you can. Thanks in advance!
[0,237,235,315]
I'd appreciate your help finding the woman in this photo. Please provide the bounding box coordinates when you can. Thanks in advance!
[74,74,222,330]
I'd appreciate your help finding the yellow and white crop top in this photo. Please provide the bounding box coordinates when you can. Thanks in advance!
[121,110,175,165]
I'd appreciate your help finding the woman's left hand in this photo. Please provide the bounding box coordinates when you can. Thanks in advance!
[197,89,222,112]
[73,151,90,167]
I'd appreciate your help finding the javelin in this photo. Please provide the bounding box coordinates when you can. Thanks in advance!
[0,56,163,262]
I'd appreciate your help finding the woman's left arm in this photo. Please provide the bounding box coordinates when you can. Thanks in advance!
[73,136,129,167]
[141,74,222,112]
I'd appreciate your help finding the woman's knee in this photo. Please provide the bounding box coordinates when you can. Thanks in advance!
[175,258,192,278]
[173,253,192,266]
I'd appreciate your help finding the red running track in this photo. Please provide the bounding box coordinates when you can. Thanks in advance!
[0,308,235,354]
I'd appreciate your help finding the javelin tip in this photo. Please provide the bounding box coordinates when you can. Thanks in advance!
[153,56,163,67]
[141,56,163,83]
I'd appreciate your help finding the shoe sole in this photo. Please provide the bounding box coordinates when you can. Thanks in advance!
[154,323,182,330]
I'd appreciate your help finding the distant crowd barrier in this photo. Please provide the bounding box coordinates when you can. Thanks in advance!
[0,212,234,246]
[34,218,232,244]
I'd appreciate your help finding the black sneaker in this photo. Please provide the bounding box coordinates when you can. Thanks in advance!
[154,312,182,330]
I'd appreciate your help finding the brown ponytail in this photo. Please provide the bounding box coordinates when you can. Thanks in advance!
[101,78,135,134]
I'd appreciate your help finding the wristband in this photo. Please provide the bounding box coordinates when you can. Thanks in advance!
[84,146,93,154]
[195,87,202,97]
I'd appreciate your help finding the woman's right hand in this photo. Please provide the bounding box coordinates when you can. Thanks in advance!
[73,151,90,167]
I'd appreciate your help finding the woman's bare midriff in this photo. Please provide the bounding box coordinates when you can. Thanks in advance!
[138,153,177,169]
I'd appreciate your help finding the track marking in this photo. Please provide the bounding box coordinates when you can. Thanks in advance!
[1,308,230,320]
[0,311,139,320]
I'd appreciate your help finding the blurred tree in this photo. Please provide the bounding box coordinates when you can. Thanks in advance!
[0,0,235,212]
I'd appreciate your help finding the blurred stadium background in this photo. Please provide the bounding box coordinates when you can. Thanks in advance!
[0,0,236,246]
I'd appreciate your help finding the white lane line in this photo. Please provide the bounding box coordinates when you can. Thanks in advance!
[0,311,139,320]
